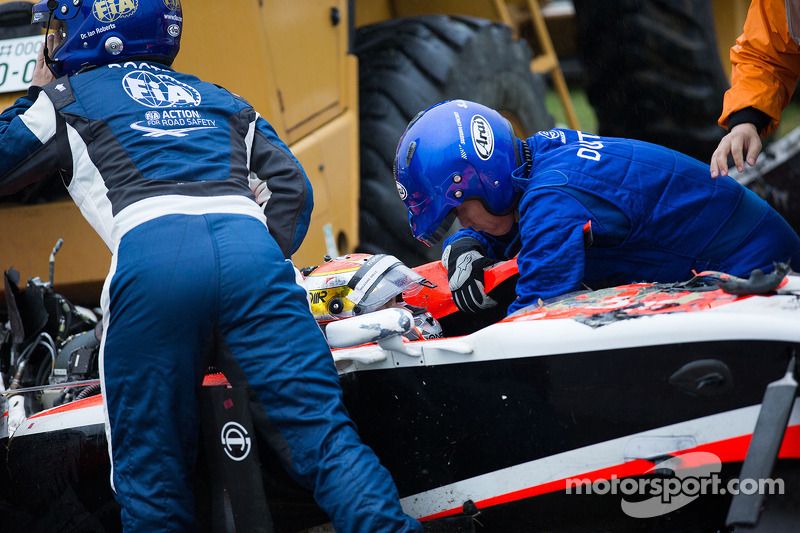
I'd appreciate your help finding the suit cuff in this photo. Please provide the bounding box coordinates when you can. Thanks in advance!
[726,107,771,134]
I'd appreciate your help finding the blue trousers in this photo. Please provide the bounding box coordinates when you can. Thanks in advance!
[100,214,420,532]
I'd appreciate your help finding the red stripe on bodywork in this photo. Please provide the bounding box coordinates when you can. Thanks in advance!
[503,284,747,323]
[421,425,800,521]
[25,373,232,421]
[28,394,103,419]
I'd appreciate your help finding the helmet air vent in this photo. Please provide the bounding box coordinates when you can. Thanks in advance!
[105,36,123,55]
[405,141,416,166]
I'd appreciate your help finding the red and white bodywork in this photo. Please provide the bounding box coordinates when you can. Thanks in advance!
[3,271,800,531]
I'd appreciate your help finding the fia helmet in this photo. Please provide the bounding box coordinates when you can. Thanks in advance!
[31,0,183,77]
[394,99,519,246]
[302,253,442,340]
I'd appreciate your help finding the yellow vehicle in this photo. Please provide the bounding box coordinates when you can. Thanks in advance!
[0,0,743,304]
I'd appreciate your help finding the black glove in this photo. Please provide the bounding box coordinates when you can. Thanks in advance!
[442,238,498,314]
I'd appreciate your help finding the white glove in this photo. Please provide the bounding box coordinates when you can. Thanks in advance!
[249,176,272,206]
[287,259,311,309]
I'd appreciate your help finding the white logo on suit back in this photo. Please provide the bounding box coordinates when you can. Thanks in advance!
[122,70,201,109]
[123,71,218,137]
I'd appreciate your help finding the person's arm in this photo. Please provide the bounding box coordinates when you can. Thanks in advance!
[0,96,59,194]
[0,38,59,193]
[712,0,800,176]
[508,189,591,314]
[443,226,518,261]
[248,114,313,258]
[440,226,520,313]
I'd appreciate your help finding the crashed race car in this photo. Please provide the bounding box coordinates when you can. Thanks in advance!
[1,248,799,532]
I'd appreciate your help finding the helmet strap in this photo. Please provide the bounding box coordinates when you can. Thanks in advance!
[42,1,62,73]
[518,137,533,176]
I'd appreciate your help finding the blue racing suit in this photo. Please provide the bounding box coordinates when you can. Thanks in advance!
[446,129,800,315]
[0,62,420,532]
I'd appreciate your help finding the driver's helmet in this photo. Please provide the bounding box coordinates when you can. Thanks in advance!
[31,0,183,77]
[302,253,442,340]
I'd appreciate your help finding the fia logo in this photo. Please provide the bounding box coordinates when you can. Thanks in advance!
[167,24,180,37]
[123,70,201,108]
[396,181,408,201]
[92,0,138,23]
[471,114,494,160]
[163,0,181,9]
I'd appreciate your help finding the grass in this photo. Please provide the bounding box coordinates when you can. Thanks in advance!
[546,87,800,143]
[545,88,598,133]
[777,101,800,139]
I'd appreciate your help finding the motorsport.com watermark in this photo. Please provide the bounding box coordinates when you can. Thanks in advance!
[565,452,784,518]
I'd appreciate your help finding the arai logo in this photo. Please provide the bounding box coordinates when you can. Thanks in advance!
[92,0,138,23]
[471,114,494,160]
[396,181,408,201]
[537,130,561,139]
[122,71,201,108]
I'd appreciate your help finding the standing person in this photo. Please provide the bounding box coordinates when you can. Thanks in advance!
[711,0,800,177]
[394,100,800,315]
[0,1,421,531]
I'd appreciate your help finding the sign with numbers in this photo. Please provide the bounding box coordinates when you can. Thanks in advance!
[0,35,43,94]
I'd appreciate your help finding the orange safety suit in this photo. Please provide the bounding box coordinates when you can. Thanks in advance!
[719,0,800,136]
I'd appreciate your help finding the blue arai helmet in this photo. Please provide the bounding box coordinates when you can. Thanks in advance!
[393,100,518,246]
[31,0,183,77]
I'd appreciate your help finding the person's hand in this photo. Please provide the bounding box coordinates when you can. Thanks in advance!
[710,123,762,178]
[442,238,498,313]
[249,176,271,205]
[31,34,57,87]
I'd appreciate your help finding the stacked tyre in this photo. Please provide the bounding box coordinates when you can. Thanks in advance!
[573,0,729,162]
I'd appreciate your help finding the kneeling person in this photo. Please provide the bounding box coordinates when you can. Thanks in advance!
[394,100,800,314]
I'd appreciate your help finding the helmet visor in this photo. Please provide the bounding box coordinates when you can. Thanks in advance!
[31,3,67,52]
[347,255,426,312]
[415,210,456,247]
[30,2,50,26]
